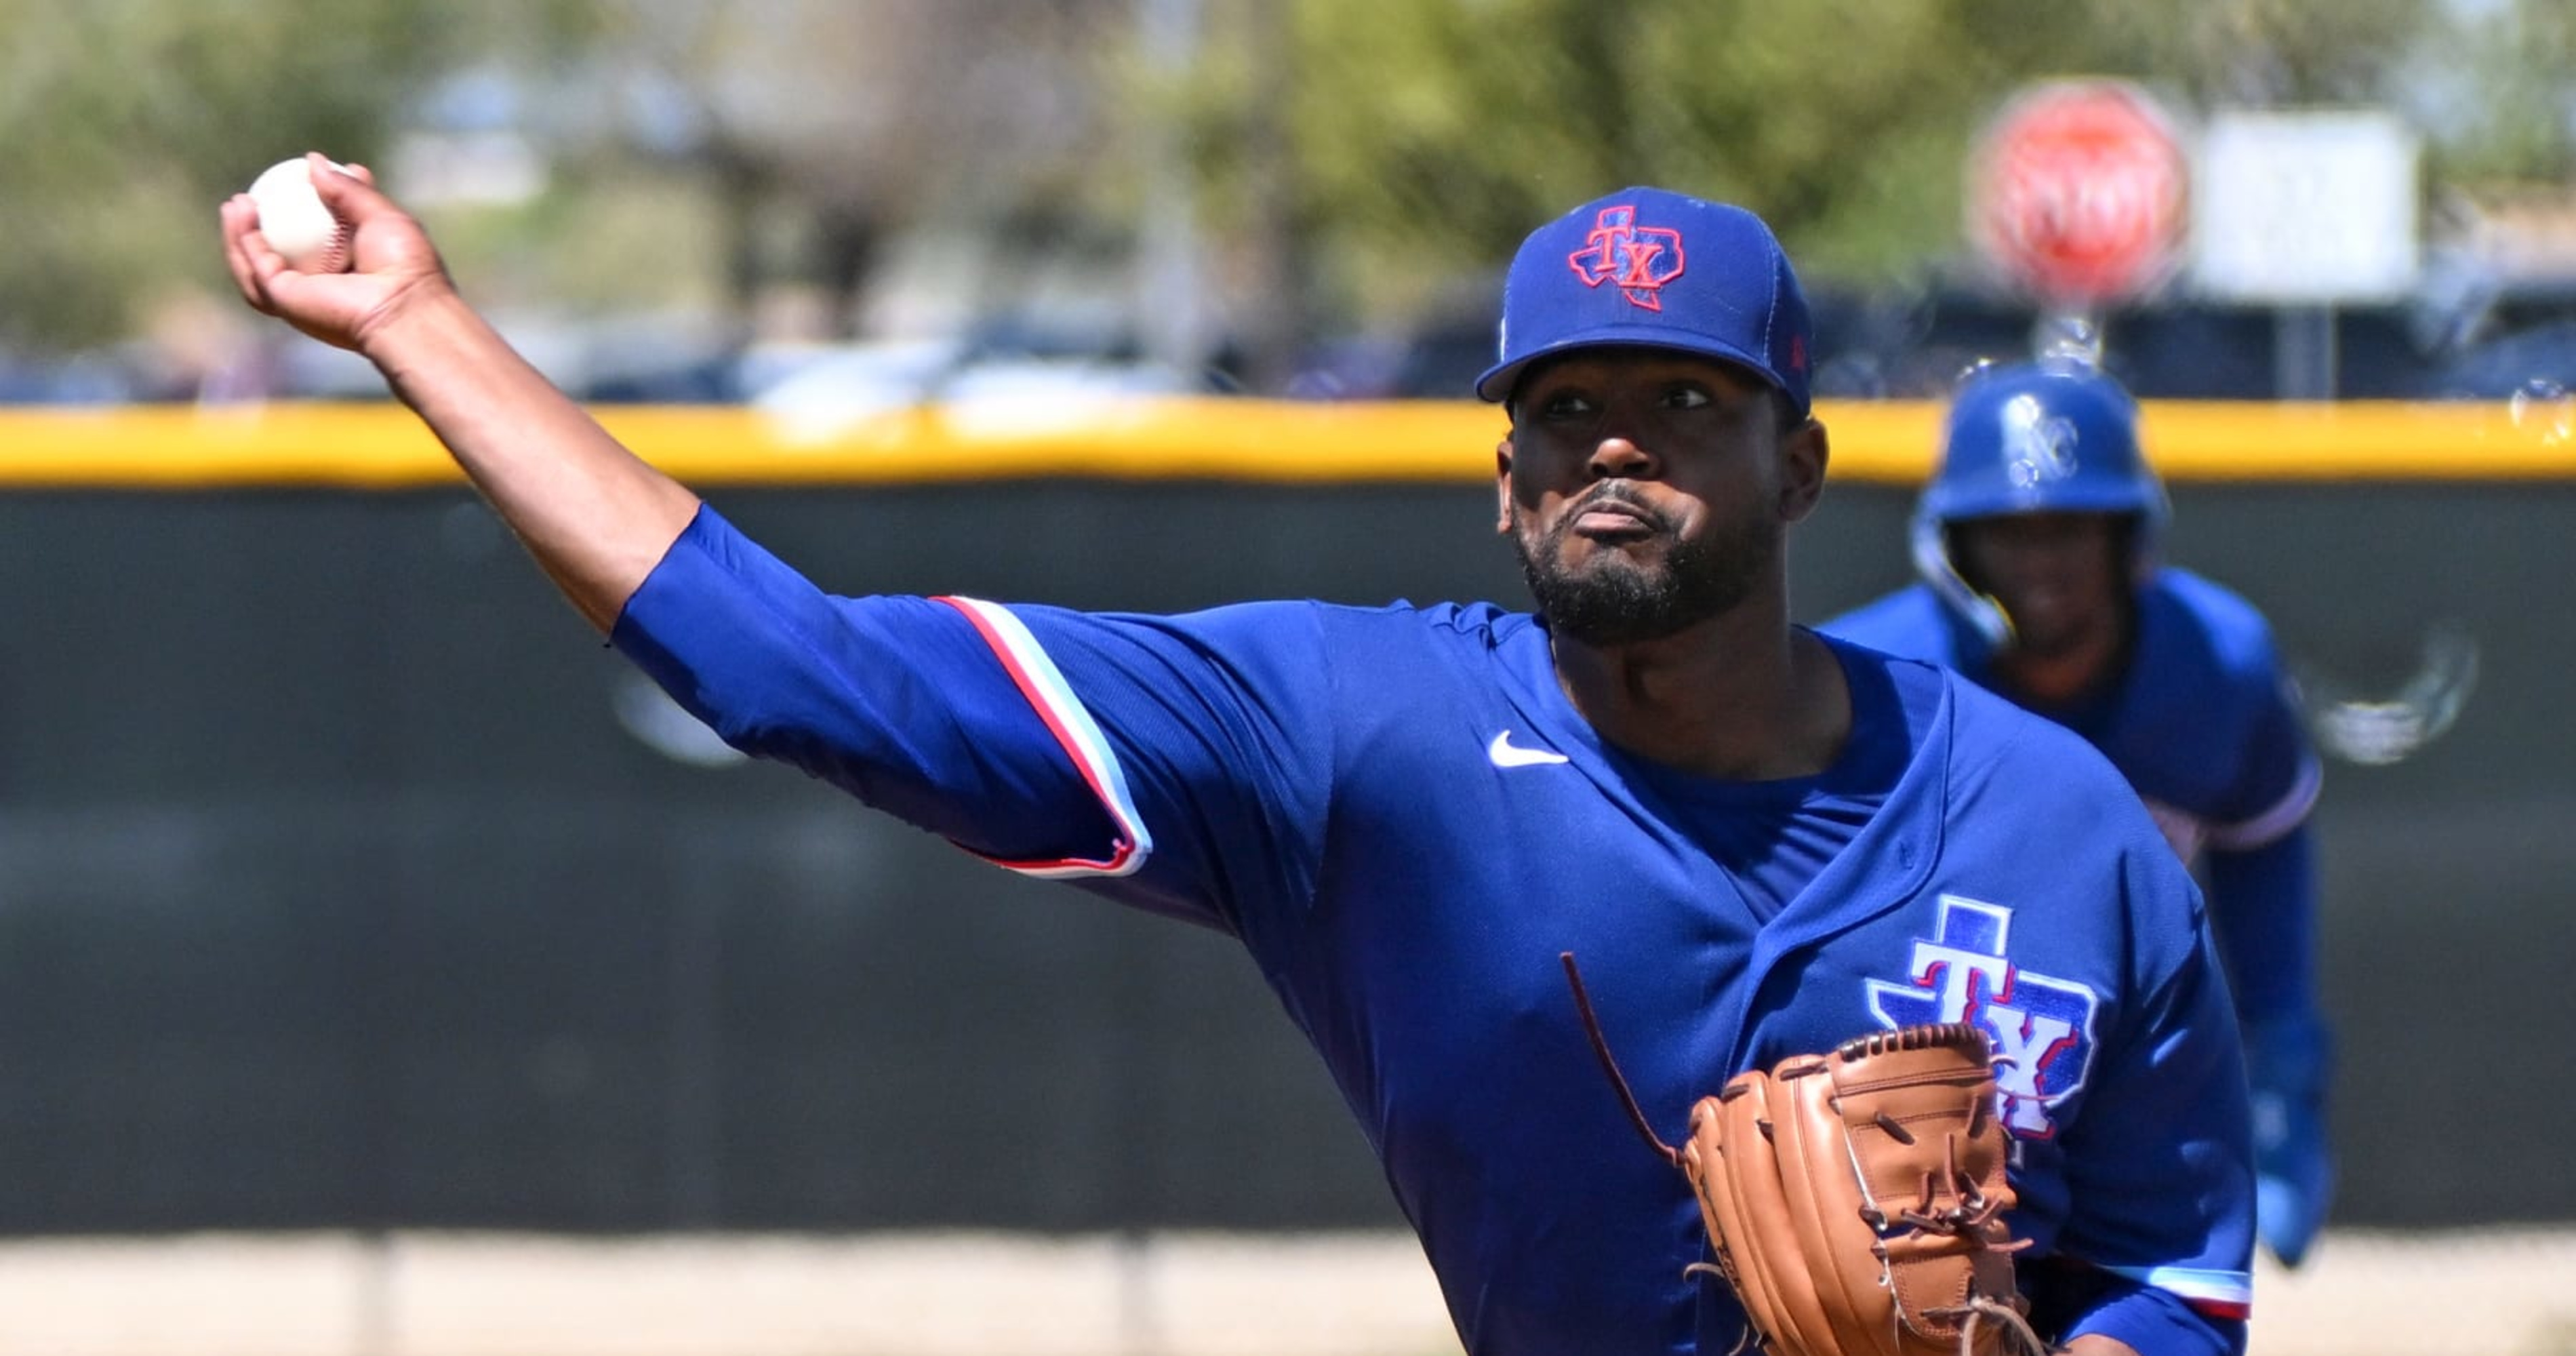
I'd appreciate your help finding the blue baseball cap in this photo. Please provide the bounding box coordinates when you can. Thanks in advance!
[1474,187,1813,416]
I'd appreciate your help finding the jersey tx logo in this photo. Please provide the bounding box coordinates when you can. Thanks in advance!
[1567,205,1686,310]
[1864,894,2099,1139]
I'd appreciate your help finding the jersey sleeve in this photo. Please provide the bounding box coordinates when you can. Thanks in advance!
[2202,637,2322,852]
[2046,849,2256,1356]
[2198,628,2327,1027]
[974,598,1337,932]
[609,505,1333,932]
[2203,820,2320,1028]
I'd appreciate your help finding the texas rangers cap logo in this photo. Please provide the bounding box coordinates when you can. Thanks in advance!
[1567,205,1686,310]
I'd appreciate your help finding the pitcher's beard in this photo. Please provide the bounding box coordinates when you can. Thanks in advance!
[1514,509,1775,648]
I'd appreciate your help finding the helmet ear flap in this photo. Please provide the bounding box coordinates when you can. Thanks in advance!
[1910,511,2015,649]
[2127,478,2172,583]
[1913,360,2167,641]
[2111,513,2159,589]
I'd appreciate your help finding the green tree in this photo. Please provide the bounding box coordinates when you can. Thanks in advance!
[1167,0,2131,330]
[1153,0,2470,345]
[2419,0,2576,184]
[0,0,599,353]
[2090,0,2434,106]
[550,0,1130,337]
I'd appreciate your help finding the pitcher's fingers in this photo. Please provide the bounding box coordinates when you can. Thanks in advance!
[235,206,294,290]
[304,153,394,225]
[218,196,279,312]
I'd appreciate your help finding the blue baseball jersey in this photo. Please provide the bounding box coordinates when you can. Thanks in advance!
[1822,570,2324,1031]
[615,508,2255,1356]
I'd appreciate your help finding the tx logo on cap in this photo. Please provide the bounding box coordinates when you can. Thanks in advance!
[1567,205,1686,311]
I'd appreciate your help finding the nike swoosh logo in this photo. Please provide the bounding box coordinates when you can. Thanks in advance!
[1487,730,1571,768]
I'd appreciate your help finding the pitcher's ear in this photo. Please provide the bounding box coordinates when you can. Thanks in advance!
[1779,418,1829,523]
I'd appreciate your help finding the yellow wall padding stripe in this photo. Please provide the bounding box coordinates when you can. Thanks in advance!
[0,398,2569,489]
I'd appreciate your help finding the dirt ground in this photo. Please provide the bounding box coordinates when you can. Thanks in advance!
[0,1227,2565,1356]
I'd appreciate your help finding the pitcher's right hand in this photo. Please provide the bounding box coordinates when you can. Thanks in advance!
[220,152,454,357]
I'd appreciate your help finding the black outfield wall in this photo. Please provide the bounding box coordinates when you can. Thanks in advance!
[0,479,2559,1232]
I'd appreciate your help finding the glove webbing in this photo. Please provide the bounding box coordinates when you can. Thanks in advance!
[1561,954,2058,1356]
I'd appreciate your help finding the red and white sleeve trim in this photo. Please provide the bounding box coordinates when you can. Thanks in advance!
[935,596,1154,879]
[2099,1262,2253,1321]
[2204,753,2322,852]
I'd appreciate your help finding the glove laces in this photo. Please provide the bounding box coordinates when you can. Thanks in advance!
[1929,1294,2056,1356]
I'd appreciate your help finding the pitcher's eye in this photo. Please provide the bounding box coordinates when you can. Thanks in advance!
[1664,384,1711,410]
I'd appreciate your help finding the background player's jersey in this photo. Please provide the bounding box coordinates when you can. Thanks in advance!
[1822,570,2319,864]
[1821,571,2323,1028]
[1825,568,2334,1270]
[613,508,2255,1356]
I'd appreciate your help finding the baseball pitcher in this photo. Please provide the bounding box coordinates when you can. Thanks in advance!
[222,162,2256,1355]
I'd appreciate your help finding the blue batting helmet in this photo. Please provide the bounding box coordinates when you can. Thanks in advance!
[1911,359,2170,645]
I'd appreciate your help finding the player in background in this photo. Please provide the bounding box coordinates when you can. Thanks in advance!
[1823,359,2333,1269]
[221,160,2255,1355]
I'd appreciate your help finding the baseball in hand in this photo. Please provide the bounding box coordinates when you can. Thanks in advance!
[245,157,353,273]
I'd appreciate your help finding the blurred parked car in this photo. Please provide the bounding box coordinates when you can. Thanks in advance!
[1327,277,2475,403]
[2413,319,2576,400]
[740,317,1214,439]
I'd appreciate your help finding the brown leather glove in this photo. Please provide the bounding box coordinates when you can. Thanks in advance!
[1685,1024,2049,1356]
